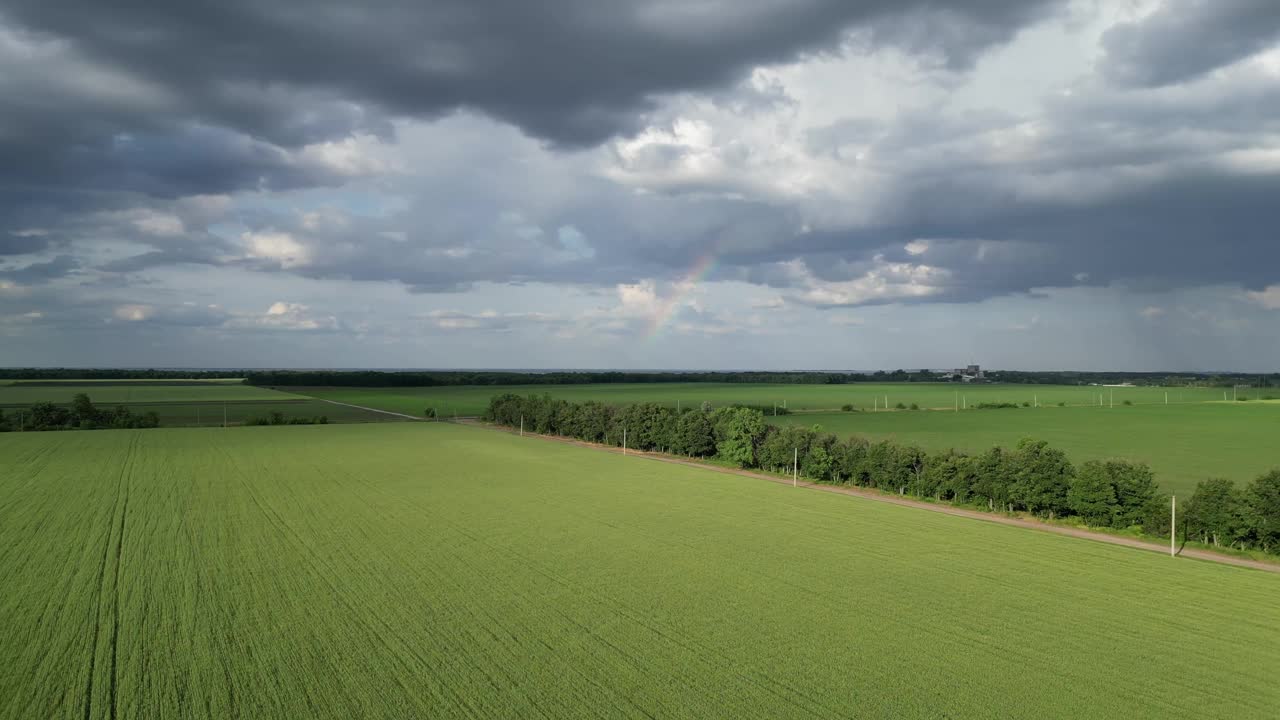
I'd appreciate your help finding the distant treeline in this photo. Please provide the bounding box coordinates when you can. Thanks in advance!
[247,369,1280,388]
[485,394,1280,555]
[0,368,244,380]
[991,370,1280,388]
[0,394,159,432]
[3,368,1277,388]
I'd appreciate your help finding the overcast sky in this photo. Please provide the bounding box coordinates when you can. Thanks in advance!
[2,0,1279,370]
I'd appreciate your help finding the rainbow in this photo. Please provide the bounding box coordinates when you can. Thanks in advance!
[643,250,718,342]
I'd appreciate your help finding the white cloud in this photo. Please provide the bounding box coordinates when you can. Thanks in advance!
[1245,285,1280,310]
[424,309,559,331]
[243,230,311,268]
[131,210,184,237]
[225,302,337,331]
[616,280,662,316]
[114,304,154,321]
[782,258,948,307]
[1139,305,1166,318]
[904,240,930,256]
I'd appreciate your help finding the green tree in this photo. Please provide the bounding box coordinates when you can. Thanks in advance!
[1245,470,1280,552]
[1186,478,1247,548]
[71,393,97,424]
[1010,438,1074,518]
[1107,460,1158,528]
[1068,462,1119,526]
[803,443,834,481]
[711,407,765,468]
[972,446,1014,512]
[673,411,715,457]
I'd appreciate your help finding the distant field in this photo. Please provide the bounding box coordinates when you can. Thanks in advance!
[0,381,402,425]
[292,382,1233,418]
[0,381,302,406]
[107,399,400,426]
[772,402,1280,496]
[1,423,1276,718]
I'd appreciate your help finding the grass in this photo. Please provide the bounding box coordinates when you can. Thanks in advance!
[1,422,1276,718]
[292,381,1233,418]
[772,402,1280,496]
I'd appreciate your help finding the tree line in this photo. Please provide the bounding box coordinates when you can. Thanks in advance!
[484,393,1280,556]
[2,367,1275,388]
[0,394,159,431]
[0,368,243,380]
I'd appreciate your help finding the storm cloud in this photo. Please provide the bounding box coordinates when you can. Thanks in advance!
[1,0,1279,369]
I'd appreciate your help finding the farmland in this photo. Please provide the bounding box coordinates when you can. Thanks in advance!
[771,401,1280,497]
[293,382,1278,493]
[0,380,299,405]
[0,381,397,426]
[2,423,1277,718]
[293,381,1232,418]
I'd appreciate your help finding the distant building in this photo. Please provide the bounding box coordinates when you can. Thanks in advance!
[938,364,987,382]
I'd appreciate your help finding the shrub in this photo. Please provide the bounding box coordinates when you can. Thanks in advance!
[909,403,919,410]
[1122,400,1133,406]
[894,402,906,410]
[840,404,854,412]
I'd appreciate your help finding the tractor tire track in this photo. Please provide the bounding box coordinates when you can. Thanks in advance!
[82,433,138,720]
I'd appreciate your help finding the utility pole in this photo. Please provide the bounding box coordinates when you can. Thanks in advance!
[519,415,524,436]
[1034,394,1038,408]
[793,448,798,487]
[1110,389,1114,408]
[1170,495,1177,558]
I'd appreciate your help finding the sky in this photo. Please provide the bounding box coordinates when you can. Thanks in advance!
[2,0,1280,371]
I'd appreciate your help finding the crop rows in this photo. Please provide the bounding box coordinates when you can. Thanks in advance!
[1,424,1277,718]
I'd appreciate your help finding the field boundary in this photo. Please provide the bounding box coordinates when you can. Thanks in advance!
[314,398,421,420]
[458,419,1280,575]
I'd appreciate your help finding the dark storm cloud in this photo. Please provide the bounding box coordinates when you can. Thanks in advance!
[1101,0,1280,87]
[1,0,1061,151]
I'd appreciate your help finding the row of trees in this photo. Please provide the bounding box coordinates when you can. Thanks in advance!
[0,369,242,380]
[0,394,160,431]
[485,394,1280,555]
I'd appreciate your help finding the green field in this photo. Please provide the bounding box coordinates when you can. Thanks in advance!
[0,381,403,426]
[294,383,1277,494]
[2,423,1276,718]
[294,382,1233,418]
[772,402,1280,496]
[0,381,301,406]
